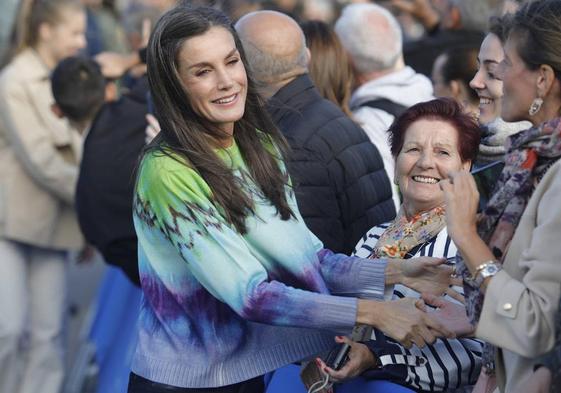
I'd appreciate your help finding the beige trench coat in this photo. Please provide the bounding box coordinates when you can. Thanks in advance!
[476,159,561,392]
[0,49,83,250]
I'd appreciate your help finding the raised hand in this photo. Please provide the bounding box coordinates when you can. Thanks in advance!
[145,114,161,144]
[391,0,440,30]
[439,171,479,245]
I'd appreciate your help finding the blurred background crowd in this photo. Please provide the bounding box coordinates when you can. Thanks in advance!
[0,0,560,393]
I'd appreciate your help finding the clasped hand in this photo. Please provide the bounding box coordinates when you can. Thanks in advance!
[358,295,455,351]
[323,293,474,384]
[392,256,463,296]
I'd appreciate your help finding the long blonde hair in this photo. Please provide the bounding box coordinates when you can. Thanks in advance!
[2,0,83,67]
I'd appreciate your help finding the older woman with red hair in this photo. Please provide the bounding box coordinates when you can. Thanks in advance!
[318,98,483,392]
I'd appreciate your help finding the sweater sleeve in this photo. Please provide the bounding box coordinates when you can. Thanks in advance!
[316,248,387,300]
[135,155,357,333]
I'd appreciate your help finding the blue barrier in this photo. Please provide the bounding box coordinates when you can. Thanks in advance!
[88,266,141,393]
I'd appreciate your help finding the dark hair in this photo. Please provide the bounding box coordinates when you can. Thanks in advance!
[388,98,481,163]
[440,46,480,106]
[3,0,83,66]
[488,15,509,43]
[51,56,106,123]
[146,6,294,234]
[301,20,353,117]
[505,0,561,80]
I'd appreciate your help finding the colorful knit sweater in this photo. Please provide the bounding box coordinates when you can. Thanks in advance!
[131,140,388,388]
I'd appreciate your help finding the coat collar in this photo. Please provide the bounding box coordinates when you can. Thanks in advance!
[266,74,322,120]
[12,49,51,81]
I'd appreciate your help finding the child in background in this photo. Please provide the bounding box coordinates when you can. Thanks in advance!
[51,56,116,134]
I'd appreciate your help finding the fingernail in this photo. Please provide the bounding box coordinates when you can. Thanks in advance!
[336,335,343,339]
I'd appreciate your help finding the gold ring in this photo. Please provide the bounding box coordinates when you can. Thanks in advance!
[451,266,457,278]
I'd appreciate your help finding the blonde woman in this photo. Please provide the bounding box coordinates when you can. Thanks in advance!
[0,1,86,392]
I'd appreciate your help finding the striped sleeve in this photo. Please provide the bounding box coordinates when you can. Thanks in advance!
[355,227,484,391]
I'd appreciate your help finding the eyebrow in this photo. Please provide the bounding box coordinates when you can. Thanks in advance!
[403,141,455,148]
[483,59,500,65]
[187,48,239,70]
[478,58,500,66]
[433,142,454,149]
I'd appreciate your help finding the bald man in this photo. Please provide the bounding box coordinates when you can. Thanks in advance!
[236,11,395,254]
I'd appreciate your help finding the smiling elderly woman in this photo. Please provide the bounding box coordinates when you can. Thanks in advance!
[319,98,483,392]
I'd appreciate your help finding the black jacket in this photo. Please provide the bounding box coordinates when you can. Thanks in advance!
[76,77,148,286]
[267,74,396,254]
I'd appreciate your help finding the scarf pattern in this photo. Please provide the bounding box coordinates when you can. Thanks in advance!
[370,206,446,259]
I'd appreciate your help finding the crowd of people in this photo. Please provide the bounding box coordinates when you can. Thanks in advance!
[0,1,560,393]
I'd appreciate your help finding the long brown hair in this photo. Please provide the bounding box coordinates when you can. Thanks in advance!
[146,6,295,234]
[301,20,354,117]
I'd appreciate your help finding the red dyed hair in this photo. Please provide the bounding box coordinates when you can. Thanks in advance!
[388,98,481,163]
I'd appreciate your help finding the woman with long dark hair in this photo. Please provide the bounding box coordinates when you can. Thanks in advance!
[129,5,457,393]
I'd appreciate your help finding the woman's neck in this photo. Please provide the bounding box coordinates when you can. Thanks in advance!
[33,44,57,70]
[403,201,444,220]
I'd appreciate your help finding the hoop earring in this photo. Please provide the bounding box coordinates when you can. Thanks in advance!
[528,98,544,116]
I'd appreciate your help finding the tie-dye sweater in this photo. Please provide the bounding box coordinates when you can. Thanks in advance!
[131,140,388,388]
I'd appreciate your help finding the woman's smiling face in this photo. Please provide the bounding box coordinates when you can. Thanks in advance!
[469,33,505,125]
[177,26,248,138]
[396,118,471,216]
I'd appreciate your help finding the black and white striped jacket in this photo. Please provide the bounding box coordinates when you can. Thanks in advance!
[353,224,483,392]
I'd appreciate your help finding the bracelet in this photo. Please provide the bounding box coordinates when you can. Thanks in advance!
[471,261,491,280]
[470,260,497,280]
[470,260,501,287]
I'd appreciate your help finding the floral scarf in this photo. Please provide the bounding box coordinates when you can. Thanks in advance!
[370,205,446,259]
[457,116,561,372]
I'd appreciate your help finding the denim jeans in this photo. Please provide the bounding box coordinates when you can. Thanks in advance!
[128,373,265,393]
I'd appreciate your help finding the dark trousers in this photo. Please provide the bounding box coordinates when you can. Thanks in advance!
[128,373,265,393]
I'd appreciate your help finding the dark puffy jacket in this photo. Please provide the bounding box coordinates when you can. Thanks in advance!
[267,74,396,254]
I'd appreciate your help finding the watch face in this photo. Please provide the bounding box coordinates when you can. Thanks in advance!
[483,264,499,277]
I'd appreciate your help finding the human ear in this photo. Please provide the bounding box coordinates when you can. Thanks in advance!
[38,22,53,43]
[536,64,557,99]
[449,80,462,100]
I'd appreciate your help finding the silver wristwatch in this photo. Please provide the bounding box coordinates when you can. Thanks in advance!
[471,261,501,287]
